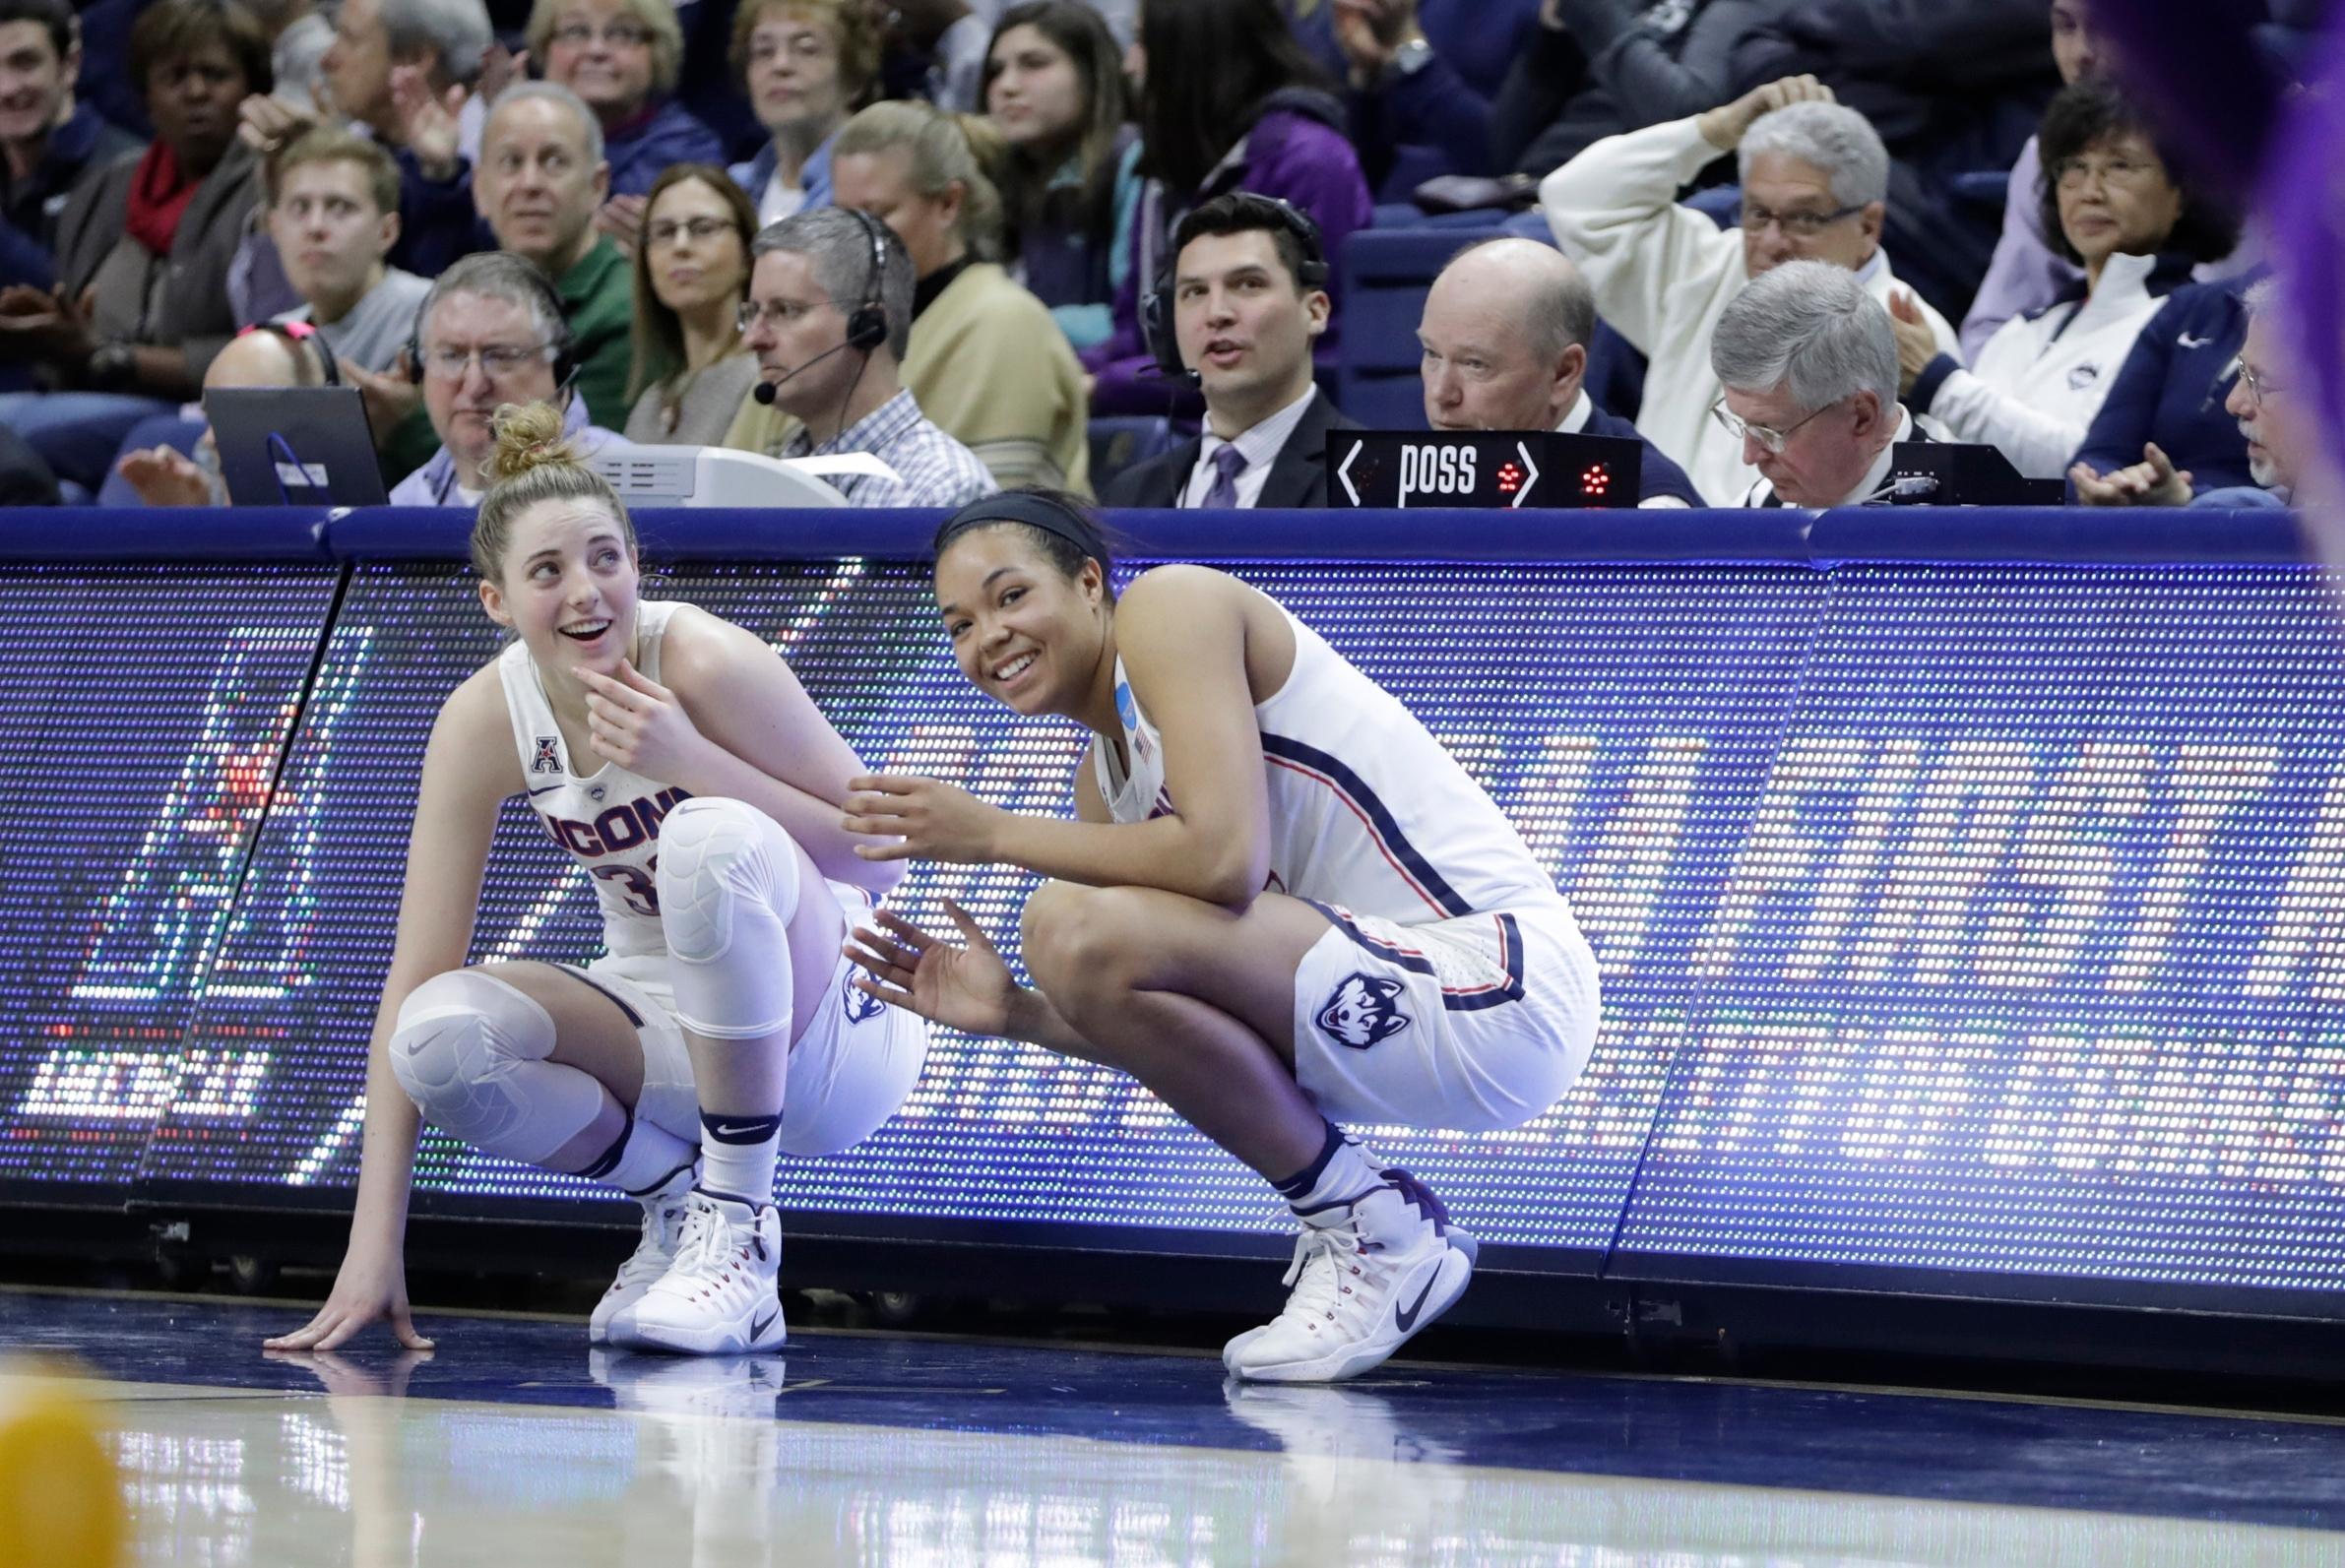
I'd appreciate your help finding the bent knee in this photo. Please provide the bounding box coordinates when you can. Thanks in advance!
[386,969,558,1127]
[656,797,801,961]
[1021,884,1162,1010]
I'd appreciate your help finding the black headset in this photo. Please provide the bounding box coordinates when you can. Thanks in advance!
[404,260,580,389]
[1141,194,1329,379]
[236,320,342,386]
[839,205,893,353]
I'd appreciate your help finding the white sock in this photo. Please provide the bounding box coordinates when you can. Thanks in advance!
[577,1107,696,1196]
[698,1109,783,1206]
[1273,1120,1383,1222]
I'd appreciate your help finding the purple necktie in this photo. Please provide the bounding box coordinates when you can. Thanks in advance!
[1202,443,1249,508]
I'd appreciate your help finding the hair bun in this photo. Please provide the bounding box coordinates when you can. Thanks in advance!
[486,402,580,483]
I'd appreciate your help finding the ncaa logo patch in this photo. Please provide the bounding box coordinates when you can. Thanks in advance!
[843,983,888,1024]
[1315,973,1411,1049]
[531,735,562,774]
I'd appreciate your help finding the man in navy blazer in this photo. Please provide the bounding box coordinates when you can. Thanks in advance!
[1103,193,1363,510]
[1417,238,1707,507]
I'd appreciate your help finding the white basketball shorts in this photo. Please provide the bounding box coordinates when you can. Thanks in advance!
[1289,900,1599,1134]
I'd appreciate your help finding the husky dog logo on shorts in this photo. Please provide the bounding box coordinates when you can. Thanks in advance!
[843,983,888,1024]
[1315,973,1411,1049]
[531,735,562,774]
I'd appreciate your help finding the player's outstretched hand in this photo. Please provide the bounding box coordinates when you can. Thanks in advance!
[845,900,1016,1035]
[264,1247,433,1353]
[842,774,1003,863]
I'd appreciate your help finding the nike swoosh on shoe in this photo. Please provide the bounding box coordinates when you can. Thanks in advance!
[1393,1272,1439,1334]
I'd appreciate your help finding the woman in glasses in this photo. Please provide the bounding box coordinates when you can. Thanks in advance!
[624,164,762,447]
[528,0,725,201]
[1892,79,2239,480]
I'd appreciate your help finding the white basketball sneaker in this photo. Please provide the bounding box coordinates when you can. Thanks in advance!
[591,1161,698,1348]
[629,1190,789,1355]
[1224,1170,1478,1384]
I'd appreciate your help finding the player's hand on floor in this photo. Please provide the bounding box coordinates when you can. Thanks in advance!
[262,1347,432,1397]
[263,1248,434,1352]
[842,774,1002,863]
[845,900,1016,1035]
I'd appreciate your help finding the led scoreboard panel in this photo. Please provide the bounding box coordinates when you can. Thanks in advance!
[136,557,1823,1263]
[2,510,2342,1321]
[0,561,339,1193]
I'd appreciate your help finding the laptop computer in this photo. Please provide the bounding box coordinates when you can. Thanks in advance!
[206,386,390,507]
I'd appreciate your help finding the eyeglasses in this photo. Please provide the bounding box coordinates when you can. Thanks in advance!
[1740,202,1865,239]
[421,342,555,380]
[550,19,650,48]
[2052,155,2160,190]
[1711,397,1836,455]
[735,297,841,333]
[647,216,738,248]
[2236,362,2286,407]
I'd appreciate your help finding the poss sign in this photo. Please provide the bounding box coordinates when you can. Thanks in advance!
[1330,430,1644,509]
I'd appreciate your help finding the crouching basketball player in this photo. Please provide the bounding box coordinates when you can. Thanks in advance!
[842,493,1601,1382]
[266,404,925,1357]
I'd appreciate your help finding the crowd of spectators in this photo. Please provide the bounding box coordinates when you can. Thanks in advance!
[0,0,2300,513]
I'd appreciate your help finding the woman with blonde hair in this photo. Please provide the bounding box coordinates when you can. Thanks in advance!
[528,0,724,199]
[625,163,761,445]
[728,0,882,225]
[728,97,1090,493]
[266,400,926,1357]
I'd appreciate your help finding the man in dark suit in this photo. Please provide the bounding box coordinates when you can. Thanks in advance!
[1103,192,1360,509]
[1419,237,1706,507]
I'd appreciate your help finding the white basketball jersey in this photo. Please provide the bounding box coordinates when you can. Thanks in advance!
[498,598,690,960]
[1092,605,1567,926]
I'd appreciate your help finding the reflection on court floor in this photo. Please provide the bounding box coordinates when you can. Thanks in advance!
[10,1289,2345,1567]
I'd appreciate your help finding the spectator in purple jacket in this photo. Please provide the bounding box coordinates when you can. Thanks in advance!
[527,0,725,248]
[1082,0,1371,417]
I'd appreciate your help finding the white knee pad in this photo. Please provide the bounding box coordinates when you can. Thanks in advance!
[387,970,602,1166]
[656,798,802,1039]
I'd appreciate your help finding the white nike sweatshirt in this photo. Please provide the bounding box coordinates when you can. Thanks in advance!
[1914,251,2178,478]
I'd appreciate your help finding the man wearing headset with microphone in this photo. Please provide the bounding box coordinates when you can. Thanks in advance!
[729,206,995,509]
[388,251,631,506]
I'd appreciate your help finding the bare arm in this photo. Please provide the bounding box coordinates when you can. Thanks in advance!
[845,569,1275,909]
[992,569,1271,906]
[843,761,1111,1057]
[579,605,902,896]
[265,670,519,1349]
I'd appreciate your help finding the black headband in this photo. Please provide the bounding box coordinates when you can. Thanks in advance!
[932,492,1109,566]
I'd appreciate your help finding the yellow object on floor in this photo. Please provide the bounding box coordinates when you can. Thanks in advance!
[0,1357,124,1568]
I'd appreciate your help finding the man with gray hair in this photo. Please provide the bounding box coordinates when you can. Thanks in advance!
[2184,281,2301,510]
[241,0,496,279]
[1712,260,1914,509]
[472,82,634,430]
[389,251,628,505]
[1541,75,1959,508]
[1417,238,1705,507]
[728,207,994,508]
